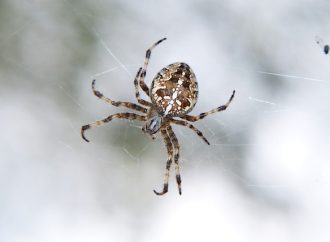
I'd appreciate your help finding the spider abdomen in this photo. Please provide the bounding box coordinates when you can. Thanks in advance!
[150,62,198,117]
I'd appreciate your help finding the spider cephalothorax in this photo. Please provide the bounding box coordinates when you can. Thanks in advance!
[81,38,235,195]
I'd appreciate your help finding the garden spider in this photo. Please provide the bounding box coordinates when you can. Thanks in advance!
[81,38,235,195]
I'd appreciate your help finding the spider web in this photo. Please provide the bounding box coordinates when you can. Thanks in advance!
[2,1,330,242]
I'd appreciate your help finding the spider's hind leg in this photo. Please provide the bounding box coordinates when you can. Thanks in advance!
[135,38,167,99]
[182,90,235,122]
[134,68,152,107]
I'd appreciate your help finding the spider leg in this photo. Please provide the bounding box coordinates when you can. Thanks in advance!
[181,90,235,122]
[170,119,210,145]
[134,67,152,107]
[138,38,167,97]
[92,79,148,113]
[167,125,182,195]
[153,127,173,196]
[81,112,146,142]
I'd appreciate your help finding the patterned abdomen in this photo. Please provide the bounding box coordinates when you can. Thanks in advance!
[150,62,198,117]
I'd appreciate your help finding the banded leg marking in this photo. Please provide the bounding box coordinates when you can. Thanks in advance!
[182,90,235,122]
[92,79,148,113]
[170,119,210,145]
[134,68,152,107]
[138,38,167,96]
[154,128,173,196]
[81,112,146,142]
[167,125,182,195]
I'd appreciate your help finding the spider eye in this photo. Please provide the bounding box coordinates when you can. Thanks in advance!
[144,116,162,135]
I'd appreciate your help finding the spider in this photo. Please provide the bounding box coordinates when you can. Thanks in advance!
[81,38,235,195]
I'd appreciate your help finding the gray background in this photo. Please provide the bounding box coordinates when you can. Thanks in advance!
[1,0,330,241]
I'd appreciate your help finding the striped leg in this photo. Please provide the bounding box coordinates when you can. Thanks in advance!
[182,90,235,122]
[170,119,210,145]
[138,38,167,96]
[81,113,146,142]
[134,67,152,107]
[154,127,173,196]
[92,79,148,113]
[167,125,182,195]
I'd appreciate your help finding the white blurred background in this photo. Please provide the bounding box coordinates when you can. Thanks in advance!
[1,0,330,241]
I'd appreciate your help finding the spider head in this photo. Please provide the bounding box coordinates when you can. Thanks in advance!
[143,115,162,137]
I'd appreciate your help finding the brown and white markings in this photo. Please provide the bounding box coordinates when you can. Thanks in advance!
[81,38,235,196]
[150,62,198,117]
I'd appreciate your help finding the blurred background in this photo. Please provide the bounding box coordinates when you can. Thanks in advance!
[1,0,330,241]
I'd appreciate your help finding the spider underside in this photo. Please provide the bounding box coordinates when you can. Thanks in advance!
[81,38,235,195]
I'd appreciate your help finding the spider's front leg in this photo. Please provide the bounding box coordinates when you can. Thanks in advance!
[170,119,210,145]
[167,125,182,195]
[81,112,146,142]
[182,90,235,122]
[153,128,173,196]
